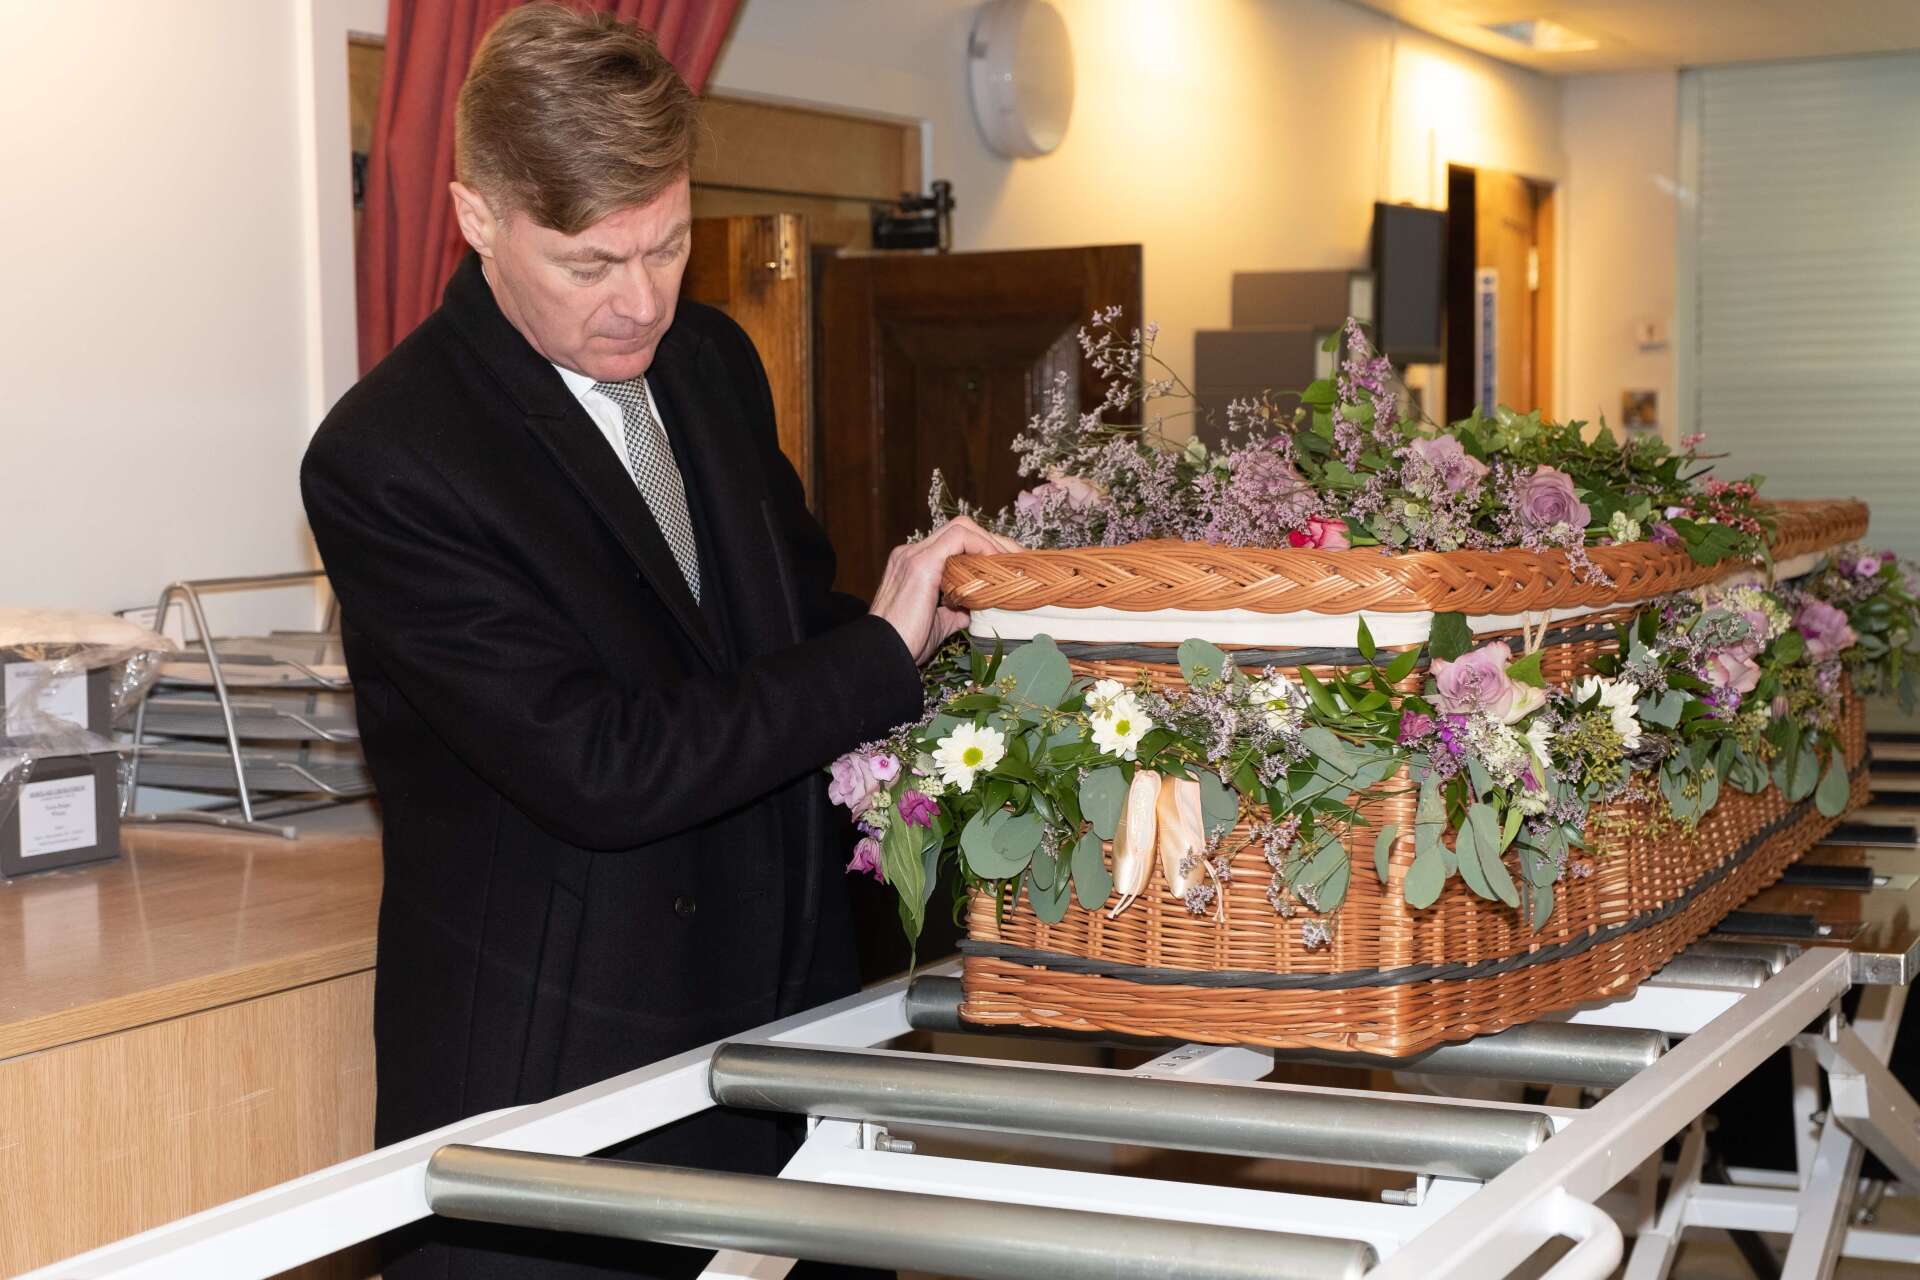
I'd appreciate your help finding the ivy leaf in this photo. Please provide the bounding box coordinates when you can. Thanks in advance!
[1070,829,1111,910]
[1198,772,1241,840]
[1373,823,1399,885]
[1507,651,1545,688]
[1177,638,1232,689]
[1430,612,1474,662]
[1815,746,1851,817]
[1079,766,1126,840]
[1000,636,1073,712]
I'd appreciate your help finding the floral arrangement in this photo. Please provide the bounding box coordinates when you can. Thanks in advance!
[931,312,1772,581]
[833,548,1920,946]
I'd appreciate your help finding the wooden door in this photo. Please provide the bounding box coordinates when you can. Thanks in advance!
[1476,169,1537,415]
[816,245,1144,597]
[682,213,814,501]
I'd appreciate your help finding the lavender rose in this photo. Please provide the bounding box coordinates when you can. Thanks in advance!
[1795,599,1858,662]
[826,752,881,816]
[1431,641,1523,722]
[846,837,885,882]
[1014,471,1104,520]
[1517,466,1592,532]
[1705,651,1762,694]
[1407,435,1489,496]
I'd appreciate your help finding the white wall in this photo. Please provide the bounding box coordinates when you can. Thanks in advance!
[0,2,324,627]
[712,0,1565,389]
[1561,70,1680,438]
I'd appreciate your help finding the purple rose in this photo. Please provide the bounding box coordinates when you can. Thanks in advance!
[1517,466,1592,532]
[1398,711,1436,744]
[1407,435,1489,496]
[1705,650,1761,694]
[827,752,880,816]
[898,789,939,829]
[1431,641,1521,721]
[869,752,901,783]
[846,837,885,882]
[1795,599,1857,662]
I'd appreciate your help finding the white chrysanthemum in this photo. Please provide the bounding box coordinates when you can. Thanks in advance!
[1090,703,1153,760]
[1087,678,1137,719]
[933,722,1006,790]
[1524,718,1555,782]
[1248,674,1307,732]
[1574,675,1643,750]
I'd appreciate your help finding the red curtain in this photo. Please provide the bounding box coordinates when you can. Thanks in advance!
[356,0,740,374]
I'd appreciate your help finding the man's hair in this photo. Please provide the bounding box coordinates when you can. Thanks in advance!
[455,4,698,235]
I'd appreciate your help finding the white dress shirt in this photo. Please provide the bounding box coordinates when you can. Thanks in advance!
[550,362,670,476]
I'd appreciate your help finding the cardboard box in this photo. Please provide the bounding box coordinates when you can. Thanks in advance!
[1,751,121,877]
[1,652,113,739]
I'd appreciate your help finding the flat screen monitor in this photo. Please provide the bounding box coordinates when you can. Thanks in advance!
[1371,202,1447,364]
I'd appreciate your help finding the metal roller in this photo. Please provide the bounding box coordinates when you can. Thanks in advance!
[1645,953,1773,989]
[904,975,1665,1089]
[709,1041,1553,1180]
[1684,940,1799,975]
[425,1145,1376,1280]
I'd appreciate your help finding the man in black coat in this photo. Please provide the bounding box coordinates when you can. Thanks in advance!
[300,8,1008,1277]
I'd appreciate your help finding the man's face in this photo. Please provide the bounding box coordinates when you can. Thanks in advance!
[452,174,692,382]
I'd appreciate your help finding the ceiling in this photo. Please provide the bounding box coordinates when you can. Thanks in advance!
[1343,0,1920,74]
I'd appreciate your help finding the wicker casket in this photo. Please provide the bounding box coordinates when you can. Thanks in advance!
[929,500,1874,1057]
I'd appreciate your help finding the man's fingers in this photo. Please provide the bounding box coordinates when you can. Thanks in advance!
[931,516,1021,557]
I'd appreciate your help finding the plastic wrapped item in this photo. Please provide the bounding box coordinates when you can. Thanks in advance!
[0,609,174,849]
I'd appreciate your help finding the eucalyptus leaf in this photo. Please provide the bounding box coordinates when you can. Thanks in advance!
[1029,845,1058,890]
[1529,881,1556,931]
[1405,842,1447,909]
[1301,725,1357,775]
[1470,803,1520,907]
[1080,766,1127,840]
[993,811,1046,862]
[1198,771,1241,840]
[1776,741,1819,803]
[1000,636,1073,712]
[1373,823,1399,885]
[1071,829,1112,910]
[1316,859,1352,914]
[1177,638,1232,689]
[1639,690,1687,728]
[1454,820,1491,898]
[961,810,1032,879]
[1027,864,1073,923]
[1815,746,1851,817]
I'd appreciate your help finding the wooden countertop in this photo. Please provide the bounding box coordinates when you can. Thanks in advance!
[0,804,381,1061]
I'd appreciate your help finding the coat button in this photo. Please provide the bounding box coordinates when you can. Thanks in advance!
[673,895,697,919]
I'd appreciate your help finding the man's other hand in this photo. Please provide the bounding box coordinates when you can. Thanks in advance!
[870,516,1022,664]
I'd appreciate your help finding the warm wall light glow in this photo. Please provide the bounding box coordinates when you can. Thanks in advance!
[1113,0,1186,72]
[1483,18,1599,53]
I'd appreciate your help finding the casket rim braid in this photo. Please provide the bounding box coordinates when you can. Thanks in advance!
[941,498,1868,616]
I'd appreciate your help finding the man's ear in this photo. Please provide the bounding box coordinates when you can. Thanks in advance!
[449,182,499,259]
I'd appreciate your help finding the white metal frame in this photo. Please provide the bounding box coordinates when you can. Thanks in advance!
[25,948,1920,1280]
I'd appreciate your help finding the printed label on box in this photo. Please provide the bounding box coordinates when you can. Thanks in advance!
[18,775,98,857]
[5,661,89,736]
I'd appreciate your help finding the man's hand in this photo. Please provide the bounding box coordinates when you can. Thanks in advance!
[870,516,1023,664]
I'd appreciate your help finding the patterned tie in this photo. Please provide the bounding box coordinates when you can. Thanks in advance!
[591,377,702,601]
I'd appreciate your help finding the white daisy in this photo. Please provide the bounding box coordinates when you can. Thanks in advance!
[933,723,1006,791]
[1090,703,1153,760]
[1574,675,1643,750]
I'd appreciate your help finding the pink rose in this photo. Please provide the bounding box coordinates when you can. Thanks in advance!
[1705,651,1761,694]
[1795,599,1857,662]
[827,752,881,816]
[1431,641,1520,721]
[1726,607,1772,660]
[1287,516,1350,550]
[847,837,885,882]
[1517,466,1592,532]
[1407,435,1489,496]
[1014,471,1104,519]
[869,752,901,783]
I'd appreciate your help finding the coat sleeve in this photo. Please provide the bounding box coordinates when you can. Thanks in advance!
[300,425,924,853]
